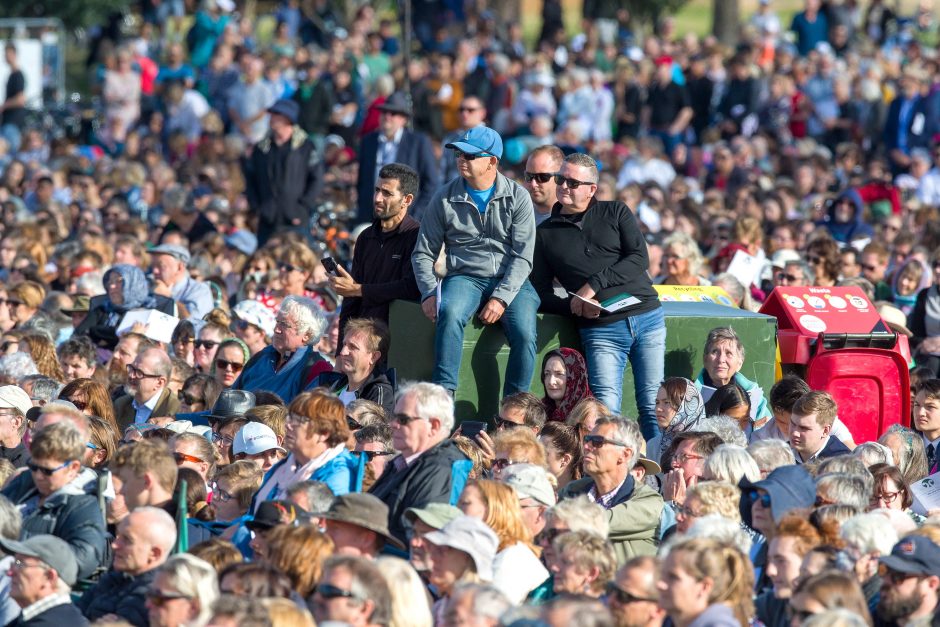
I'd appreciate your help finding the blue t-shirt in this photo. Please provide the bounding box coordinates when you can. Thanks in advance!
[466,181,495,214]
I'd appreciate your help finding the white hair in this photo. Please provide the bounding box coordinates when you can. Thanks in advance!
[663,231,706,277]
[852,442,894,467]
[450,583,511,621]
[815,473,870,511]
[0,495,21,540]
[840,513,899,556]
[546,495,610,537]
[596,416,641,470]
[747,438,796,474]
[0,353,37,381]
[375,557,433,627]
[396,381,455,434]
[705,445,761,484]
[682,514,753,556]
[157,554,220,627]
[279,295,328,345]
[803,609,870,627]
[695,415,747,447]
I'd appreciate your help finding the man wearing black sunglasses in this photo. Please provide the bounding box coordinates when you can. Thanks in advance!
[531,153,665,440]
[606,556,666,627]
[413,125,539,397]
[524,145,564,225]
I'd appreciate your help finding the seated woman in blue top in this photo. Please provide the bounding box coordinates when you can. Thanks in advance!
[76,264,176,351]
[694,326,772,428]
[232,295,333,403]
[253,389,361,506]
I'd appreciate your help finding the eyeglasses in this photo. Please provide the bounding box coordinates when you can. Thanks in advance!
[392,412,425,426]
[524,172,554,184]
[672,452,705,465]
[146,590,193,607]
[807,255,824,265]
[492,457,525,471]
[315,583,361,600]
[27,459,72,476]
[494,415,524,430]
[279,263,300,273]
[361,450,395,462]
[210,482,234,502]
[554,174,594,189]
[2,299,23,308]
[346,415,362,430]
[11,558,49,572]
[215,358,244,372]
[871,490,902,505]
[675,503,703,519]
[194,340,220,350]
[776,272,801,282]
[173,452,205,465]
[126,365,163,379]
[211,432,235,446]
[606,583,658,605]
[286,413,311,426]
[583,434,628,449]
[454,150,490,161]
[178,390,203,405]
[749,490,772,509]
[86,442,99,451]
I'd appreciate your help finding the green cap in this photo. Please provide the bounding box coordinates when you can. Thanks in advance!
[404,503,462,530]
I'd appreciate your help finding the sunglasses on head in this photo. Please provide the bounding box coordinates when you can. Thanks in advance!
[215,358,244,372]
[346,415,362,430]
[194,340,219,350]
[524,172,554,184]
[554,174,593,189]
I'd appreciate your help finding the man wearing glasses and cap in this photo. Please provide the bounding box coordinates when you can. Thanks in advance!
[412,124,539,398]
[0,534,86,626]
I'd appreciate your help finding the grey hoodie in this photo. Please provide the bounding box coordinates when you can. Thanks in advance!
[412,171,535,305]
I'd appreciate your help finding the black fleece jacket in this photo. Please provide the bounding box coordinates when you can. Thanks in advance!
[530,198,660,326]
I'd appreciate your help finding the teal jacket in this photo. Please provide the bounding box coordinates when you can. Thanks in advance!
[695,370,772,424]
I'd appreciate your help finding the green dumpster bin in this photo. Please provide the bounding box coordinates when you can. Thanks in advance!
[388,300,778,424]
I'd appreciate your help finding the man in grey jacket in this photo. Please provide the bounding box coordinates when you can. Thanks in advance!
[412,125,539,396]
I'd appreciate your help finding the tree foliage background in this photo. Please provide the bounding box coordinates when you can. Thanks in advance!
[0,0,129,30]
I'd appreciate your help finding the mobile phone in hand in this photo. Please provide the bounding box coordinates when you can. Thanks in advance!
[460,421,487,440]
[322,257,339,276]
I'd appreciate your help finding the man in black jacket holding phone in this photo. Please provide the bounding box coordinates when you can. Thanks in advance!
[331,163,421,344]
[530,153,665,441]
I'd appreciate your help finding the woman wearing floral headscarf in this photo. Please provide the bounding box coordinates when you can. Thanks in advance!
[541,347,593,423]
[76,264,176,350]
[646,377,705,465]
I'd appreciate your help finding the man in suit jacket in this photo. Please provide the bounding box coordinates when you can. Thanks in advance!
[788,390,850,464]
[356,92,440,222]
[883,66,931,176]
[114,348,180,432]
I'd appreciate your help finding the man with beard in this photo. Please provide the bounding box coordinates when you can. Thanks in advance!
[876,535,940,626]
[113,348,180,431]
[106,333,157,399]
[331,163,421,343]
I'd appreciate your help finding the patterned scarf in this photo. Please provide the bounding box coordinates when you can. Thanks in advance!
[543,347,593,422]
[659,378,705,455]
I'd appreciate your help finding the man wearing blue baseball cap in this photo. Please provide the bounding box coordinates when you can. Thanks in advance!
[412,125,539,397]
[242,97,323,245]
[876,535,940,625]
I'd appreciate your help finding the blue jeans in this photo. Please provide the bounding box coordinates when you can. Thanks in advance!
[434,275,539,396]
[579,307,666,441]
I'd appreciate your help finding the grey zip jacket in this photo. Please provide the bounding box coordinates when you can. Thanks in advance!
[412,171,535,306]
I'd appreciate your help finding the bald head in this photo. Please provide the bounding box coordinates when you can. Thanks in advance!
[36,402,90,439]
[130,507,177,553]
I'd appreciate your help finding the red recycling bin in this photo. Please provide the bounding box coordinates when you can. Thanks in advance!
[759,286,910,444]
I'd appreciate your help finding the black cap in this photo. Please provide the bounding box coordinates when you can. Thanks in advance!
[246,500,308,532]
[208,389,256,425]
[377,92,412,117]
[267,99,300,124]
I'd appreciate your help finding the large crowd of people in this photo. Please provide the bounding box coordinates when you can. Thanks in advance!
[1,0,940,625]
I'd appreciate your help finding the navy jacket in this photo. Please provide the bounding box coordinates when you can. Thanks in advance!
[883,95,930,156]
[8,601,89,627]
[77,568,156,627]
[356,129,440,222]
[799,436,851,463]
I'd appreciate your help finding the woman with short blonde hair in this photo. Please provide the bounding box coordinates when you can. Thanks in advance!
[492,428,547,477]
[550,530,617,597]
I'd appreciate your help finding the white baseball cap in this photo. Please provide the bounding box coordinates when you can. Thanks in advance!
[233,300,276,340]
[0,385,33,417]
[233,422,285,456]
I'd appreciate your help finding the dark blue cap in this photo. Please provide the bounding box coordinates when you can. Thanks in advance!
[267,99,300,124]
[880,535,940,576]
[751,464,816,523]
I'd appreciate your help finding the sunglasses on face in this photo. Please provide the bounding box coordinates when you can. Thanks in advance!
[279,263,300,273]
[524,172,554,184]
[67,399,88,411]
[749,490,772,509]
[315,583,360,600]
[215,359,244,373]
[492,457,524,471]
[146,590,192,607]
[392,412,424,425]
[861,264,878,272]
[361,450,395,461]
[583,434,628,448]
[606,583,658,605]
[27,459,72,476]
[458,106,481,113]
[173,451,205,465]
[807,255,824,265]
[494,415,524,430]
[454,150,490,161]
[535,527,565,546]
[346,415,362,430]
[776,272,801,282]
[194,340,219,350]
[554,174,593,189]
